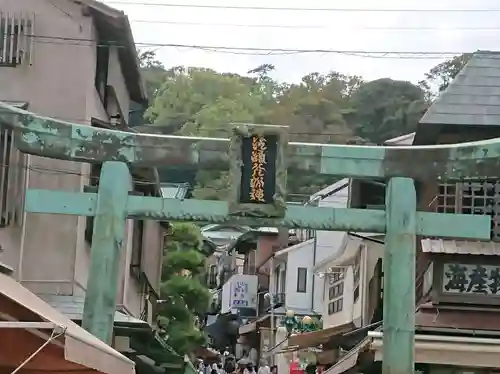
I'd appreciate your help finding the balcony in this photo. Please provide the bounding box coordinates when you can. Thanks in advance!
[208,290,222,315]
[258,292,285,315]
[231,265,257,276]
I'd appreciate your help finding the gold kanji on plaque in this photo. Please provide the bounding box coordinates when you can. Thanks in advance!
[249,136,267,202]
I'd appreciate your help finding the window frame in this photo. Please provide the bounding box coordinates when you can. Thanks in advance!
[296,267,308,293]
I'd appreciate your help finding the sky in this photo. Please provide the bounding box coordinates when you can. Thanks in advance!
[103,0,500,84]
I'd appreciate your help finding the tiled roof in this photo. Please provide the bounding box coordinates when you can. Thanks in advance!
[420,51,500,127]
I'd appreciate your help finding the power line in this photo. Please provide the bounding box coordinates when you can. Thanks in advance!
[106,2,500,12]
[26,33,467,59]
[129,19,500,31]
[133,43,462,59]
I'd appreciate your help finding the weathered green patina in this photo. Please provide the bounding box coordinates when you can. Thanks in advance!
[384,178,416,374]
[1,102,494,374]
[81,162,132,343]
[25,189,489,238]
[3,102,500,180]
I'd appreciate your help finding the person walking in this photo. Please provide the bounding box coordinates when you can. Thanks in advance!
[258,360,270,374]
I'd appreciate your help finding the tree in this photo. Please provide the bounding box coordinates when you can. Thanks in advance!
[418,53,472,98]
[159,223,211,356]
[140,50,430,198]
[146,67,264,136]
[348,78,428,143]
[138,49,168,100]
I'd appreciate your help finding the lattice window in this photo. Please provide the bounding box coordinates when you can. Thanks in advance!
[435,180,500,240]
[327,269,345,315]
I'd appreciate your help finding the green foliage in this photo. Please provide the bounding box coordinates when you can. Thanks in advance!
[348,78,428,143]
[159,222,210,356]
[164,222,203,252]
[162,249,205,279]
[138,50,168,99]
[140,50,466,199]
[418,53,472,99]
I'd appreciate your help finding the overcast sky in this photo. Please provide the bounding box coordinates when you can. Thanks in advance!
[103,0,500,84]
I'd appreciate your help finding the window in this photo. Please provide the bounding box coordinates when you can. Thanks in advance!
[328,283,344,299]
[0,14,33,66]
[94,41,110,105]
[208,265,217,288]
[296,267,307,293]
[327,269,344,315]
[353,286,360,302]
[353,249,361,302]
[130,220,144,279]
[435,180,500,241]
[328,299,343,314]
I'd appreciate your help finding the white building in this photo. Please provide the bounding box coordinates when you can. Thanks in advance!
[271,180,350,317]
[271,134,413,374]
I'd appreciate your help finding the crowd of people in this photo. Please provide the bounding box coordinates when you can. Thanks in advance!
[197,358,278,374]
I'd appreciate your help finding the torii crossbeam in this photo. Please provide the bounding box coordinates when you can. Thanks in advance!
[0,102,494,374]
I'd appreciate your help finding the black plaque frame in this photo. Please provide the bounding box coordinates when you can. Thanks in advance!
[228,124,288,218]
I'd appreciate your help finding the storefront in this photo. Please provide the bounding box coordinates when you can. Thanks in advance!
[0,272,134,374]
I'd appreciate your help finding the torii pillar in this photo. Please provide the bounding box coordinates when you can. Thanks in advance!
[0,103,493,374]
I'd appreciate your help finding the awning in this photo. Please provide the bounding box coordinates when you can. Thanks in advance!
[421,238,500,255]
[324,338,370,374]
[0,272,134,374]
[287,322,354,349]
[369,331,500,368]
[313,236,360,273]
[239,314,270,335]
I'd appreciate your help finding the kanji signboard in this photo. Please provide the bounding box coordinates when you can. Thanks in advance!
[443,263,500,295]
[228,125,288,218]
[239,134,278,205]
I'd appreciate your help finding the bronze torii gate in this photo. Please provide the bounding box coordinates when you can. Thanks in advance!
[1,102,494,374]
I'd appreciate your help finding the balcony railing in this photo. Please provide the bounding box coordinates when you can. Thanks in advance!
[230,265,257,276]
[259,292,285,314]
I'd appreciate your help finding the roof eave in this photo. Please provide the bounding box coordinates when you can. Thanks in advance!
[77,0,148,104]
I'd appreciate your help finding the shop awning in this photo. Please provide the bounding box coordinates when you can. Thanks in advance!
[324,338,370,374]
[239,314,271,335]
[370,331,500,368]
[287,322,355,349]
[0,272,134,374]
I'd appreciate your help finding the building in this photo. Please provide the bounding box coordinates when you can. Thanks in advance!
[0,0,174,372]
[204,226,300,359]
[371,50,500,371]
[272,134,412,374]
[201,224,250,248]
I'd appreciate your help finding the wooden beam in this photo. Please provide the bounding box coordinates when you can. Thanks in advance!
[4,102,500,180]
[25,190,491,239]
